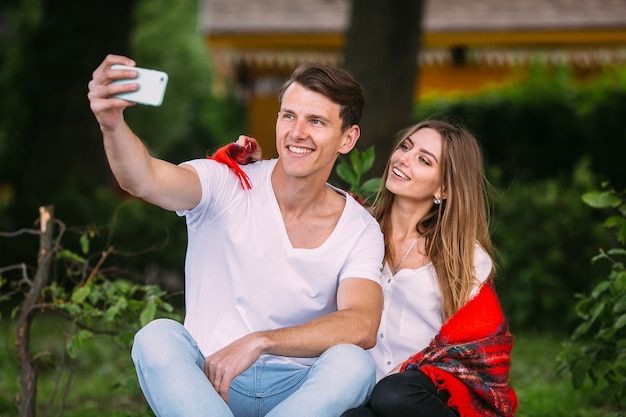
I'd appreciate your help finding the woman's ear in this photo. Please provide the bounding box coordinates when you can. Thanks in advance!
[439,183,448,201]
[434,186,448,202]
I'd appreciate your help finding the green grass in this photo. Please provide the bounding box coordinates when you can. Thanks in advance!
[0,314,619,417]
[0,313,152,417]
[510,332,616,417]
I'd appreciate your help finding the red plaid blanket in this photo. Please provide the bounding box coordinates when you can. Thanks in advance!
[400,280,517,417]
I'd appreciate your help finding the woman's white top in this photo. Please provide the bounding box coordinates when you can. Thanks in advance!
[368,244,492,381]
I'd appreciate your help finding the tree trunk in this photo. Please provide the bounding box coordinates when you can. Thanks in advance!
[343,0,424,179]
[15,206,55,417]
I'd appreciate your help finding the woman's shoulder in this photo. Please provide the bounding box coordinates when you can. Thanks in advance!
[473,242,493,283]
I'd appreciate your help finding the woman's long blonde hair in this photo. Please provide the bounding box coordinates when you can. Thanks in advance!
[373,119,495,321]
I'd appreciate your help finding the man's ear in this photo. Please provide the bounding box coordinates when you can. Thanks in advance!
[338,125,360,155]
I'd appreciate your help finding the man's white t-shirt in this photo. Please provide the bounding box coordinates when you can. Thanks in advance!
[177,158,384,367]
[368,244,492,380]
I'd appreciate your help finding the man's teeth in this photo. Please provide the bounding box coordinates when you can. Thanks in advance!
[393,167,410,180]
[289,146,312,154]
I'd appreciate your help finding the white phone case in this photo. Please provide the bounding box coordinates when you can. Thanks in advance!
[111,64,169,106]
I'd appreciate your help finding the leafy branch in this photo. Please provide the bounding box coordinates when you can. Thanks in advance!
[558,183,626,414]
[335,146,381,205]
[0,206,180,417]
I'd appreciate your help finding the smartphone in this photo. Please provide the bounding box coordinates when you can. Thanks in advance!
[111,64,169,106]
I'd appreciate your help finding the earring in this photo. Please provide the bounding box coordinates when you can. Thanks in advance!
[433,196,441,205]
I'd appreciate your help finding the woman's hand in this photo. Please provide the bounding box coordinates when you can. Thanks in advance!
[235,135,263,163]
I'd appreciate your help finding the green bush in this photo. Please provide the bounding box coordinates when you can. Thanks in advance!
[491,160,612,332]
[558,184,626,413]
[415,65,626,189]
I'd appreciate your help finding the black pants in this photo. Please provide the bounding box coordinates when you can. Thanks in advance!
[341,370,460,417]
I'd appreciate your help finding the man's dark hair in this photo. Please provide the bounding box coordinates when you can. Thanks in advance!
[278,63,364,131]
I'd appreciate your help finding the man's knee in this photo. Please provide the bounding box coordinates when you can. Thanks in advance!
[323,344,373,364]
[131,318,185,365]
[319,344,376,385]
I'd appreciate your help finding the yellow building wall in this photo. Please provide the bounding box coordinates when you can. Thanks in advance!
[247,94,280,159]
[417,65,523,99]
[207,28,626,158]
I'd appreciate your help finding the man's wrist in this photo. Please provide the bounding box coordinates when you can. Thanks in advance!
[247,331,272,356]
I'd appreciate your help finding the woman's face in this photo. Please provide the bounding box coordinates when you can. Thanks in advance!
[385,127,444,203]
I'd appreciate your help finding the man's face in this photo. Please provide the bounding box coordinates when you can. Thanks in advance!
[275,82,358,180]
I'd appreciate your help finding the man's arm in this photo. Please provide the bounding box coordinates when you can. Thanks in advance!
[87,54,201,211]
[205,277,383,402]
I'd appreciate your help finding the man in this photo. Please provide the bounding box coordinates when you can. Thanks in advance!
[87,54,384,417]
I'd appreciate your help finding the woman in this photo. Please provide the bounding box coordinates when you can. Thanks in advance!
[342,119,517,417]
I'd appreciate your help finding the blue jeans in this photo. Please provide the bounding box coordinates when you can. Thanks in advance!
[131,318,376,417]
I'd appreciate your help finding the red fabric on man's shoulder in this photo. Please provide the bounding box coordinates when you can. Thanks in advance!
[207,140,258,190]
